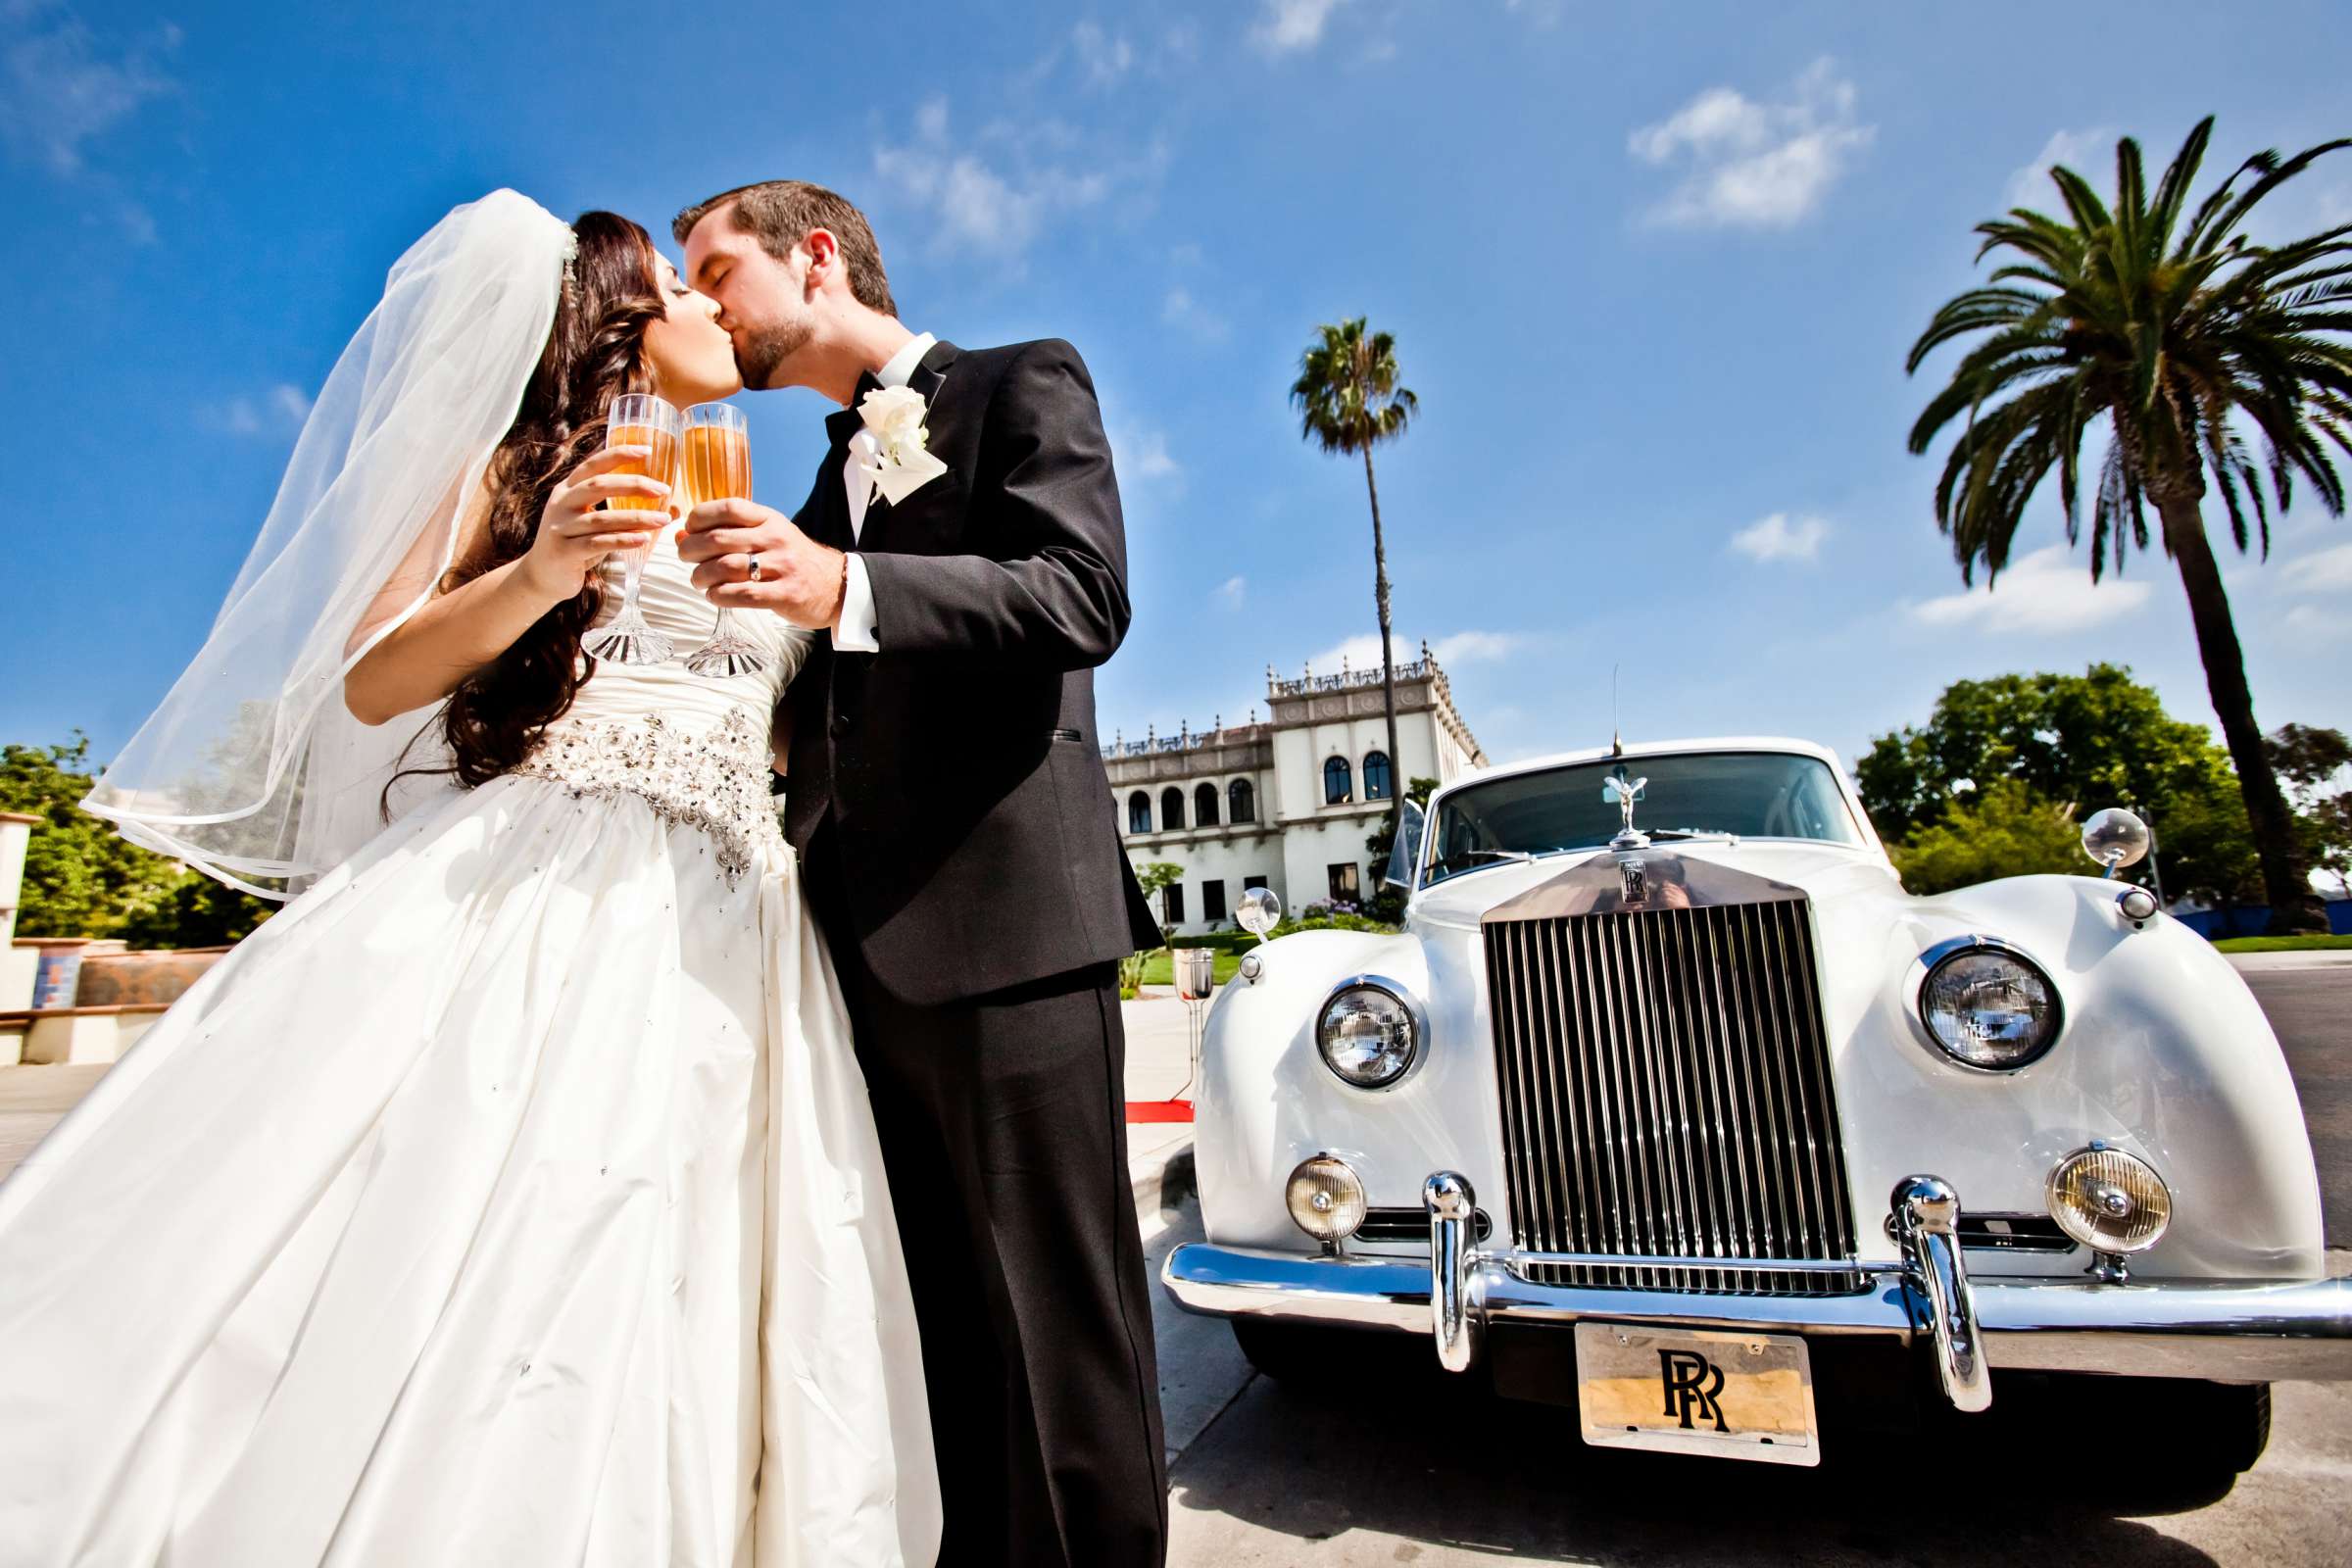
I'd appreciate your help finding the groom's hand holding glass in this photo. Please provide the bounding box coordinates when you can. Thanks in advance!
[677,500,848,631]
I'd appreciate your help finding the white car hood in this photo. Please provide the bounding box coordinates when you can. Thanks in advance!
[1408,840,1900,930]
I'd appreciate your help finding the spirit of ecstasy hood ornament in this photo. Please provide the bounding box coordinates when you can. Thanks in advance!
[1604,763,1651,904]
[1604,764,1648,852]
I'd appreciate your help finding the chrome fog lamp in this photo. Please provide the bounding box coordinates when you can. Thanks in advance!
[2047,1145,2172,1266]
[1316,978,1423,1088]
[1285,1154,1368,1249]
[1914,939,2062,1071]
[2116,886,2160,924]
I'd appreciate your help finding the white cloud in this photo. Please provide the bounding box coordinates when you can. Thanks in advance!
[1304,628,1529,673]
[1906,545,2153,635]
[204,382,312,440]
[2003,126,2116,213]
[0,2,174,175]
[1162,285,1230,342]
[1110,425,1182,487]
[2283,604,2348,641]
[1628,58,1874,228]
[1215,574,1248,611]
[1070,21,1134,87]
[872,96,1164,265]
[1729,512,1830,564]
[1251,0,1350,56]
[2279,540,2352,593]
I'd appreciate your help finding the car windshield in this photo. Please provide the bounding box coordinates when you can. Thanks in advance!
[1424,752,1865,886]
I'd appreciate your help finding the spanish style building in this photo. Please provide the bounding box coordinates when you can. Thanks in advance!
[1106,646,1488,935]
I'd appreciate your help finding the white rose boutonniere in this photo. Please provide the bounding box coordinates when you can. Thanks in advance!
[857,383,950,506]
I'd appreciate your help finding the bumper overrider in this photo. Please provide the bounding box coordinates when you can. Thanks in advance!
[1161,1172,2352,1406]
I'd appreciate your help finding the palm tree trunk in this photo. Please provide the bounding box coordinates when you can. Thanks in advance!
[2157,493,2326,932]
[1361,442,1404,845]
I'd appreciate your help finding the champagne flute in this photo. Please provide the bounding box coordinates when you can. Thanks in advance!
[680,402,769,676]
[582,392,682,665]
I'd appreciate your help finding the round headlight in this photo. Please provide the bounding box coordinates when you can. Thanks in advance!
[1285,1154,1368,1246]
[1917,943,2062,1070]
[2046,1146,2172,1254]
[1316,981,1420,1088]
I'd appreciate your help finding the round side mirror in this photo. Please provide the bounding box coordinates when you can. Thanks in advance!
[2081,808,2151,875]
[1238,887,1282,941]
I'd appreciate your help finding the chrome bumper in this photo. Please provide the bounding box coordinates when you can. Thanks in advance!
[1161,1171,2352,1401]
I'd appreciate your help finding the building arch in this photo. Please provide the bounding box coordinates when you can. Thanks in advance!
[1228,777,1256,825]
[1363,750,1394,801]
[1160,786,1187,831]
[1194,781,1220,827]
[1127,791,1152,834]
[1323,756,1352,805]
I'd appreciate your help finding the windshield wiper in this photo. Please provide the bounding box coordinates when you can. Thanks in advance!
[1448,848,1540,865]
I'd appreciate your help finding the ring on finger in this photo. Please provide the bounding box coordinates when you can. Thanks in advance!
[746,552,762,582]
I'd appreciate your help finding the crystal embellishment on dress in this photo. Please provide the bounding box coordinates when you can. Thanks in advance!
[510,708,784,884]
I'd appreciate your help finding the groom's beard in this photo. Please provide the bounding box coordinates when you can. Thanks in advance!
[734,319,812,391]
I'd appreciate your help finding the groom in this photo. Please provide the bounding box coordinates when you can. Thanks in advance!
[672,181,1167,1566]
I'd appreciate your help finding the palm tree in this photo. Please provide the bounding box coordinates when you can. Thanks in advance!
[1907,118,2351,931]
[1293,318,1419,834]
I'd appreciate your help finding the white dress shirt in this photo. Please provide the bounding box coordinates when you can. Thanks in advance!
[831,331,936,652]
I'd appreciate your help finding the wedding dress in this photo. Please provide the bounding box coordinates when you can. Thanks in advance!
[0,530,943,1566]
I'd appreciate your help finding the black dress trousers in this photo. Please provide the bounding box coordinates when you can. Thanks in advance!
[806,827,1169,1568]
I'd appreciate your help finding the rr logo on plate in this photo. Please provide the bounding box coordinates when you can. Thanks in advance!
[1658,1348,1729,1432]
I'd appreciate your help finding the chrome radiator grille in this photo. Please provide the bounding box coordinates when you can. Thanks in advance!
[1484,881,1862,1297]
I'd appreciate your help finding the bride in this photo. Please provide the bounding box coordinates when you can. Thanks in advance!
[0,191,941,1567]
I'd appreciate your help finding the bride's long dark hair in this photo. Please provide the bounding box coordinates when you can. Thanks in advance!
[401,210,667,795]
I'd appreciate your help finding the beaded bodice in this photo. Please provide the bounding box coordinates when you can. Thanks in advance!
[506,529,808,882]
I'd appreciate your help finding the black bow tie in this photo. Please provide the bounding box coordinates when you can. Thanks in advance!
[825,367,890,449]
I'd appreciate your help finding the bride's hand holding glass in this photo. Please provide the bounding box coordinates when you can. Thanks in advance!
[517,445,671,605]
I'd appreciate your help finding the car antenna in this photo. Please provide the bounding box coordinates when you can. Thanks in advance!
[1611,663,1624,758]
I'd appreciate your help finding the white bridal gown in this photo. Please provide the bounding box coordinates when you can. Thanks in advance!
[0,530,942,1567]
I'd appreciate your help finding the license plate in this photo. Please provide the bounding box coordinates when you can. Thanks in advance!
[1573,1323,1820,1467]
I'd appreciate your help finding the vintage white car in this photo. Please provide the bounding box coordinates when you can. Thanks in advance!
[1161,736,2350,1473]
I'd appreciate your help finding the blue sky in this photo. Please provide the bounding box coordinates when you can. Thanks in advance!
[6,0,2350,781]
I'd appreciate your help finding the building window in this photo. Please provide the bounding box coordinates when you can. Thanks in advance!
[1229,778,1255,824]
[1161,882,1185,925]
[1244,874,1269,892]
[1364,750,1393,801]
[1201,879,1227,923]
[1160,786,1186,831]
[1323,756,1352,805]
[1194,781,1220,827]
[1127,791,1151,834]
[1327,862,1361,904]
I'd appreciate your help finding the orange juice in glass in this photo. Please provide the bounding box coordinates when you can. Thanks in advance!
[581,393,682,664]
[681,402,767,676]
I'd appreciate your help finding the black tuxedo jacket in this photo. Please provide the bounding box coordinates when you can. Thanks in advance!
[782,337,1161,1005]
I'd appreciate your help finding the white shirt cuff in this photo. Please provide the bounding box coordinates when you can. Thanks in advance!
[833,551,881,652]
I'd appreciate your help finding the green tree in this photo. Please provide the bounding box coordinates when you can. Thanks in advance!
[2270,722,2352,896]
[1292,318,1418,836]
[1889,779,2087,895]
[1855,665,2259,904]
[1,735,274,946]
[1906,118,2351,931]
[1119,860,1186,995]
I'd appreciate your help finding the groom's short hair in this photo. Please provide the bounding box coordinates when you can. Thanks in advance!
[673,181,898,318]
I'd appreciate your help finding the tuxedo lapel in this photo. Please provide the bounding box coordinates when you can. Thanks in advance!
[858,340,962,554]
